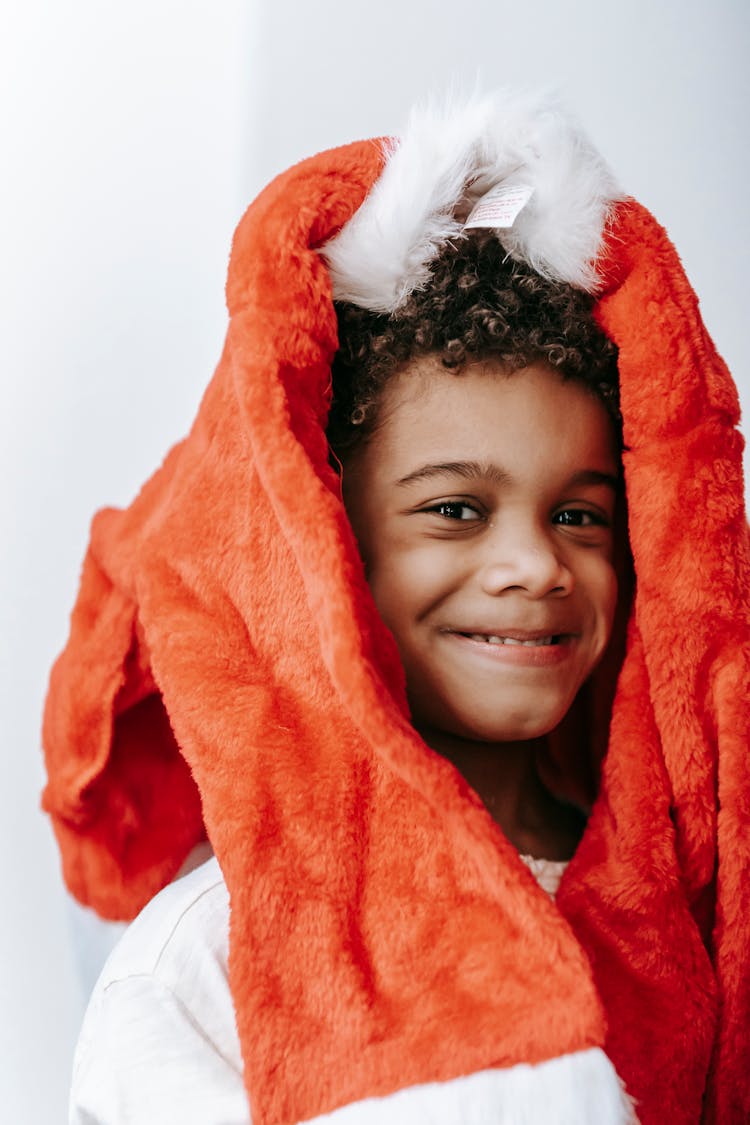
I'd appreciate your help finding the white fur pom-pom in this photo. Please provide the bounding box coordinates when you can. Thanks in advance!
[321,90,623,311]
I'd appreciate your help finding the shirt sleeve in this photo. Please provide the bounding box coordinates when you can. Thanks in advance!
[69,974,251,1125]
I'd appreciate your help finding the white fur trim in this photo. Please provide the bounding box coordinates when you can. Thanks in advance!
[322,90,623,310]
[309,1048,639,1124]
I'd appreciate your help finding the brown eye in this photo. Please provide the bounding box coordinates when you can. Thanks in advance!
[428,502,482,521]
[554,508,607,527]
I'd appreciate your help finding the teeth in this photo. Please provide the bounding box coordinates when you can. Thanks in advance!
[467,634,555,646]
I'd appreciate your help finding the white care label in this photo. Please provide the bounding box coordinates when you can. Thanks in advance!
[463,183,534,230]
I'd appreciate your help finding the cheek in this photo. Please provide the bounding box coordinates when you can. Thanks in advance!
[367,543,453,635]
[590,558,619,647]
[367,550,425,628]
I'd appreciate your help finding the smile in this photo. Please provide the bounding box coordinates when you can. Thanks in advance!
[462,634,560,647]
[443,629,575,667]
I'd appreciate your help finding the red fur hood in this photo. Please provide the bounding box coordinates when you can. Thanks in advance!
[43,94,750,1124]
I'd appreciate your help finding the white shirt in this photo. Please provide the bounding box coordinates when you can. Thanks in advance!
[70,857,250,1124]
[70,856,615,1125]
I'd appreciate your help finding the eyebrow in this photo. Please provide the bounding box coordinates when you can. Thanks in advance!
[396,460,509,487]
[395,460,621,492]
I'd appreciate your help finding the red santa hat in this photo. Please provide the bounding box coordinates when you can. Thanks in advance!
[43,91,749,1124]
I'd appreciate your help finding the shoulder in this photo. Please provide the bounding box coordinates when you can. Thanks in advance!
[70,857,249,1125]
[85,854,234,1045]
[92,854,230,986]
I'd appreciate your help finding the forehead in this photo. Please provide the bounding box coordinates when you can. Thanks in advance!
[367,356,619,482]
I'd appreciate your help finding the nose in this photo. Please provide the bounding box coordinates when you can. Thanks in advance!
[478,520,573,599]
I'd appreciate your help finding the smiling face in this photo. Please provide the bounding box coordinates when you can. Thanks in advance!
[342,356,621,744]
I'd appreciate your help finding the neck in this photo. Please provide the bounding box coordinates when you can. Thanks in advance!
[416,726,584,861]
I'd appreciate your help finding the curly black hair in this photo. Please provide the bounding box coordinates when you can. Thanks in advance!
[328,232,620,458]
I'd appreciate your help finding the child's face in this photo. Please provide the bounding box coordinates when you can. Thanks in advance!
[343,356,620,744]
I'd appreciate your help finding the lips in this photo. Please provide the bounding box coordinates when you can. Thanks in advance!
[442,627,576,668]
[448,627,572,646]
[463,633,560,647]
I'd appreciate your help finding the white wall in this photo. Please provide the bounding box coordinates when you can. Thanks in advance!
[245,0,749,417]
[1,2,254,1121]
[2,2,747,1121]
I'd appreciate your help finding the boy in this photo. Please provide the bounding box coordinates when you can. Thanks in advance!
[328,235,621,862]
[46,93,750,1124]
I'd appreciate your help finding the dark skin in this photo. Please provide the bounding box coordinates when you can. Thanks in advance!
[341,358,619,863]
[418,725,586,860]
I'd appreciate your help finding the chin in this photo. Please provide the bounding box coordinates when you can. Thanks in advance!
[460,720,557,743]
[407,672,583,744]
[417,703,567,745]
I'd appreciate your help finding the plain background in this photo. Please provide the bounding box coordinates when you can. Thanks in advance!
[2,1,748,1120]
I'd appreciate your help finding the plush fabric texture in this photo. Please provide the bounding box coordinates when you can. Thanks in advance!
[324,90,623,308]
[43,106,749,1125]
